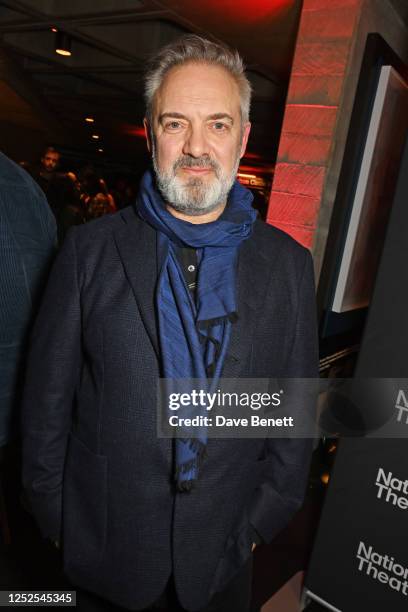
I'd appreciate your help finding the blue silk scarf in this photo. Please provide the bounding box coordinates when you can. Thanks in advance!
[137,169,257,490]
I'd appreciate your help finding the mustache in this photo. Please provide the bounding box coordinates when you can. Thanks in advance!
[172,155,221,174]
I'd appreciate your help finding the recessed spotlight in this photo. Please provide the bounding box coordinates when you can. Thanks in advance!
[92,134,100,140]
[55,31,72,57]
[98,148,104,153]
[56,48,71,57]
[51,27,58,33]
[85,117,95,123]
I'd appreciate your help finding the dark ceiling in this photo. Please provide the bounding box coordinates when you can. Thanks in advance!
[0,0,302,173]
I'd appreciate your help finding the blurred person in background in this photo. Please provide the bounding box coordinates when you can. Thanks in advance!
[32,146,61,199]
[79,167,116,220]
[53,173,85,243]
[0,151,56,551]
[111,176,137,210]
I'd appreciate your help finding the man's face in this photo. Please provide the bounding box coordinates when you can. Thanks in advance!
[145,62,251,216]
[41,151,60,172]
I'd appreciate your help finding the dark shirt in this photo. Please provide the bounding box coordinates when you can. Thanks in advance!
[177,247,198,297]
[175,245,263,547]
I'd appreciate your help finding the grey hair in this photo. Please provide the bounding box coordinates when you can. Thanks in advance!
[144,34,252,124]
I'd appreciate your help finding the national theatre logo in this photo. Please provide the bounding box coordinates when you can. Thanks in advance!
[356,542,408,596]
[375,467,408,510]
[395,389,408,424]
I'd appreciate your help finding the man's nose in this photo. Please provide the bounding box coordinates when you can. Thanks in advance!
[182,125,210,159]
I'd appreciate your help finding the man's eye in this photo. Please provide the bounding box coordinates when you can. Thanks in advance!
[166,121,182,130]
[212,122,228,131]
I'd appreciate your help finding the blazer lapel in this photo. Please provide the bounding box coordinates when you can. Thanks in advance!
[223,222,275,377]
[113,212,276,376]
[113,207,160,358]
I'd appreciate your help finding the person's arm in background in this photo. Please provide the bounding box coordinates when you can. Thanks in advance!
[21,228,82,541]
[107,192,117,213]
[19,178,58,301]
[0,156,57,448]
[248,249,319,545]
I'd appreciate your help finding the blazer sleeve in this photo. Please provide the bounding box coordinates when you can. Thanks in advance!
[0,179,56,447]
[22,228,82,540]
[248,248,319,544]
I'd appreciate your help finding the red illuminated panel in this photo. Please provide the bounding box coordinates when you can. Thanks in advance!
[284,104,338,137]
[273,163,326,199]
[268,191,320,227]
[292,41,350,77]
[300,6,358,40]
[287,75,343,106]
[278,133,332,165]
[266,0,363,244]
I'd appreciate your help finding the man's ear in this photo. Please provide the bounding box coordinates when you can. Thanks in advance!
[143,118,152,153]
[240,122,251,158]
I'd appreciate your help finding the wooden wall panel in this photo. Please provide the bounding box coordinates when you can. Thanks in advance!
[267,192,320,227]
[267,0,364,249]
[277,133,332,165]
[283,104,337,137]
[273,163,326,198]
[287,75,343,106]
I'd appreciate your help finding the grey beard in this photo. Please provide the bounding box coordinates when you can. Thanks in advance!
[152,150,240,217]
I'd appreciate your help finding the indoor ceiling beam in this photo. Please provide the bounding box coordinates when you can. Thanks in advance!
[0,1,154,65]
[2,44,141,95]
[27,65,144,76]
[0,46,66,140]
[0,9,171,32]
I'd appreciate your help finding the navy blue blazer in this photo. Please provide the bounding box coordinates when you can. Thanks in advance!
[22,206,318,611]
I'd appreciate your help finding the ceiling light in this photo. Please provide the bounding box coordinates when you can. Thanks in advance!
[98,148,104,153]
[85,117,95,123]
[55,31,72,57]
[51,27,58,33]
[92,134,100,140]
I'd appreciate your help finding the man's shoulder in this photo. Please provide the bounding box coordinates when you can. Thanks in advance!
[0,151,43,194]
[70,205,141,243]
[252,218,310,264]
[0,151,56,242]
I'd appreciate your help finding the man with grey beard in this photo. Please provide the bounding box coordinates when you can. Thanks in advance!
[151,142,240,217]
[22,35,318,611]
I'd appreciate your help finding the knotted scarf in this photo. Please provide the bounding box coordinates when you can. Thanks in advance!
[137,169,257,490]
